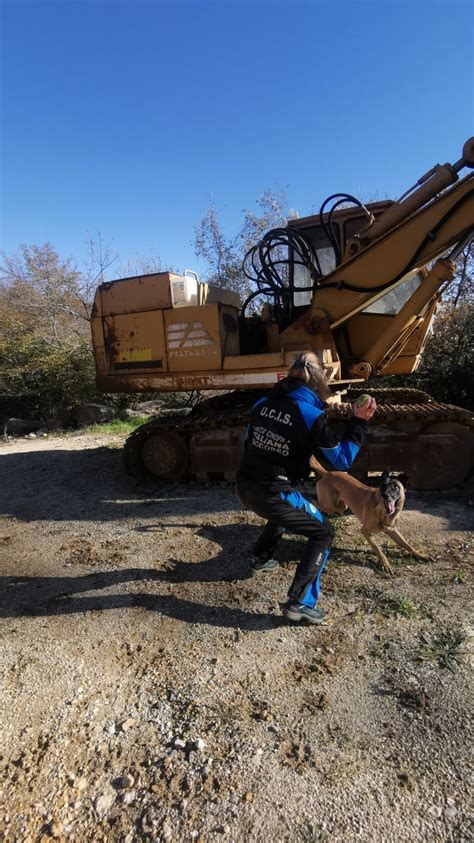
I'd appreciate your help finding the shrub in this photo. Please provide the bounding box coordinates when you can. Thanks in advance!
[0,333,97,421]
[414,303,474,410]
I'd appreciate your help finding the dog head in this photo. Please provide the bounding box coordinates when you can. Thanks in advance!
[379,469,408,516]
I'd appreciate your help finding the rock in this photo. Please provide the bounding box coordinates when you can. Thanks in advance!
[174,738,186,749]
[445,805,457,819]
[73,403,118,427]
[50,819,63,837]
[119,718,136,733]
[141,810,158,833]
[45,410,72,429]
[244,791,254,803]
[428,805,442,819]
[191,738,206,751]
[26,432,37,439]
[5,418,43,434]
[122,790,136,806]
[163,824,172,839]
[113,773,135,789]
[132,400,164,415]
[75,777,88,791]
[94,792,115,817]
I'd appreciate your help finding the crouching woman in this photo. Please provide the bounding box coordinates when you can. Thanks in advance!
[236,352,376,624]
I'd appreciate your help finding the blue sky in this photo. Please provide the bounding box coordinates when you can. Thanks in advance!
[1,0,473,277]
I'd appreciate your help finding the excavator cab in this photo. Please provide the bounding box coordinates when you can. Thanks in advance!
[286,200,394,305]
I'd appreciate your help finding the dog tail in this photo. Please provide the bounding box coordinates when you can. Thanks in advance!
[309,455,327,476]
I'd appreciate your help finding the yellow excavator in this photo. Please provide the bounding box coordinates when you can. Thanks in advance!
[91,138,474,489]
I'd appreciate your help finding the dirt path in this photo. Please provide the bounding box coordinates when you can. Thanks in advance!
[0,433,473,842]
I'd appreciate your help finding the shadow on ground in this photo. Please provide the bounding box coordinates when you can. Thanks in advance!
[0,567,281,630]
[0,519,384,626]
[1,445,471,534]
[0,447,239,523]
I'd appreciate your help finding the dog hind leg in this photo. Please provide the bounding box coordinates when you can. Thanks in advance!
[361,528,394,575]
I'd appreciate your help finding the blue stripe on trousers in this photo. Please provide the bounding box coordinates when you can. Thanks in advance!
[299,547,330,608]
[279,490,330,608]
[278,490,325,523]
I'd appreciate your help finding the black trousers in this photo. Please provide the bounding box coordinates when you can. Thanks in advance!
[237,479,334,605]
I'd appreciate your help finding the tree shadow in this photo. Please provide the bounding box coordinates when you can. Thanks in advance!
[0,567,280,630]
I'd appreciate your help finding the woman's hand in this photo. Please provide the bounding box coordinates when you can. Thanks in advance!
[353,396,377,421]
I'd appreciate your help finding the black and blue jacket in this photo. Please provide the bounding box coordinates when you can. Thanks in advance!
[237,383,367,485]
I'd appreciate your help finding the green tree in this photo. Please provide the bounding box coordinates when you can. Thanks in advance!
[0,238,171,422]
[411,302,474,409]
[0,242,108,420]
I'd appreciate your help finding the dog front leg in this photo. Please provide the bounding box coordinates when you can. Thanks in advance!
[383,527,433,562]
[361,528,394,575]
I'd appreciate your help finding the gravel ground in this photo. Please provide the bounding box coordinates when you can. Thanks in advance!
[0,432,473,842]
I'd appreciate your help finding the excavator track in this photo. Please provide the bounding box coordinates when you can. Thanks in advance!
[123,392,256,482]
[123,390,474,490]
[344,387,434,405]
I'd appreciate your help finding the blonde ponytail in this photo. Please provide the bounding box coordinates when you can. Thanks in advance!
[286,352,330,401]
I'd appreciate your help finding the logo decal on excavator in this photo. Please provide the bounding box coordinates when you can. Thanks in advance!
[167,321,217,358]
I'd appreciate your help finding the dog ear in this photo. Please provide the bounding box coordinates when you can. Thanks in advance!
[398,473,409,488]
[381,469,390,482]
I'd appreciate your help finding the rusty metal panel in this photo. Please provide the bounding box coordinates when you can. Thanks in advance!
[92,367,357,393]
[224,352,284,370]
[164,304,235,372]
[99,272,177,315]
[365,433,467,489]
[103,311,168,373]
[203,284,241,309]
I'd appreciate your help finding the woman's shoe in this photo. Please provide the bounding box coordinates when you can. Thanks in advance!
[283,602,325,624]
[250,556,279,573]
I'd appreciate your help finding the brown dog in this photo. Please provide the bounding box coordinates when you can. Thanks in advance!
[310,457,431,575]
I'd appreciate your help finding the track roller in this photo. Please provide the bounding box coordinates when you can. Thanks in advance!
[141,430,189,481]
